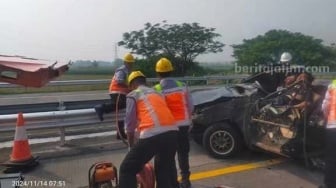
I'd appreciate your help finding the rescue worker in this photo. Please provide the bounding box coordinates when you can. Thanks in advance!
[276,52,293,91]
[280,52,292,65]
[119,71,178,188]
[154,58,194,188]
[94,53,135,139]
[320,79,336,188]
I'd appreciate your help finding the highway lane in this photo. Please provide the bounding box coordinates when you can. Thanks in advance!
[0,138,324,188]
[0,86,218,106]
[0,91,109,106]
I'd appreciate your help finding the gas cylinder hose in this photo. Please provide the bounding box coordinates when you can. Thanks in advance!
[303,91,309,167]
[115,93,128,146]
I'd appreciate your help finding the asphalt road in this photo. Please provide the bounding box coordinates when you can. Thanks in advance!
[0,136,324,188]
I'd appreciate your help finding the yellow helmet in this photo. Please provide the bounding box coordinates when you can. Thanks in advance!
[123,53,135,63]
[155,58,173,73]
[128,71,146,85]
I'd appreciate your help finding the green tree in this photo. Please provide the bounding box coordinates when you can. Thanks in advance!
[326,43,336,70]
[132,58,156,78]
[232,30,335,66]
[118,21,225,75]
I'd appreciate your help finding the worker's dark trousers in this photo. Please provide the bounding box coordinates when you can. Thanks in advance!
[119,131,178,188]
[94,93,126,113]
[94,93,126,138]
[324,128,336,188]
[177,126,191,179]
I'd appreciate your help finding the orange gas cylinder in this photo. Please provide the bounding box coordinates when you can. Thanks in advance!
[136,163,155,188]
[88,162,118,188]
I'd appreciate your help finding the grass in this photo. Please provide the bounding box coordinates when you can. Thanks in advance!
[57,73,112,81]
[0,73,112,95]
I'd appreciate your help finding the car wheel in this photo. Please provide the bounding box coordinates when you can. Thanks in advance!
[203,122,243,158]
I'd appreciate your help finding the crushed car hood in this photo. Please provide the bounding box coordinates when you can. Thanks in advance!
[192,83,258,107]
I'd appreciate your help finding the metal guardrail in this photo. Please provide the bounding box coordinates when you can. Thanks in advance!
[0,75,247,88]
[0,99,110,115]
[0,109,125,145]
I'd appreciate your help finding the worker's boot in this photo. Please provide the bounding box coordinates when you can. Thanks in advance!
[94,104,104,121]
[179,174,191,188]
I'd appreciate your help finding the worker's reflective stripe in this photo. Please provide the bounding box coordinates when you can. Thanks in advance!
[14,126,28,140]
[327,124,336,129]
[109,90,128,95]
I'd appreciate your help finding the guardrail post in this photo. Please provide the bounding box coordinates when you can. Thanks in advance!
[57,99,66,146]
[59,127,65,146]
[58,100,66,111]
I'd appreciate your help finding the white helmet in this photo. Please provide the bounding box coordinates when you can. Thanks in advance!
[280,52,292,63]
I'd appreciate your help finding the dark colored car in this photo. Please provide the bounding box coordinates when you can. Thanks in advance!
[191,69,327,164]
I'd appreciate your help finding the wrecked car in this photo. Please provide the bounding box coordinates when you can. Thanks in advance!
[191,68,327,163]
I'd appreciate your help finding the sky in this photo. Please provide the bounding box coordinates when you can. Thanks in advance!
[0,0,335,63]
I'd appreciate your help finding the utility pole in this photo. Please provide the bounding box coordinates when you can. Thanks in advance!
[114,43,118,62]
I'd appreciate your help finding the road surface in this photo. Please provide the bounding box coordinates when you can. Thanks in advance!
[0,136,324,188]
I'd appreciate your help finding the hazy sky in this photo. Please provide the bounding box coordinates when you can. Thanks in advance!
[0,0,335,63]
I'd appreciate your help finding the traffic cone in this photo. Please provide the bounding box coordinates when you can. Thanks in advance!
[1,113,39,173]
[10,113,32,162]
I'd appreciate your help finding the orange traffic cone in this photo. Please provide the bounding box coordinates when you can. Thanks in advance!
[1,113,39,173]
[10,112,32,162]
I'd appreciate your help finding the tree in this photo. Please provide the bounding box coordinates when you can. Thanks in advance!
[118,21,225,75]
[232,30,335,66]
[326,43,336,70]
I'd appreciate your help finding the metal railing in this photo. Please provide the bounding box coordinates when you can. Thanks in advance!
[0,75,247,88]
[0,109,125,146]
[0,76,245,146]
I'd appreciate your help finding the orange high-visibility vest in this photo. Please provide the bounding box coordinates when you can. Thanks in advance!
[154,81,191,126]
[109,66,129,94]
[128,86,177,138]
[326,83,336,128]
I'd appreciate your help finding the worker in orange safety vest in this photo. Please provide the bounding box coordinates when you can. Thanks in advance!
[154,58,194,188]
[94,53,135,139]
[320,79,336,188]
[119,71,178,188]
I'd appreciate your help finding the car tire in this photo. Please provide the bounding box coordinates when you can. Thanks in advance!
[203,122,243,158]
